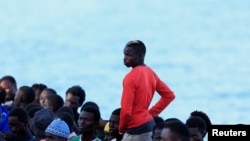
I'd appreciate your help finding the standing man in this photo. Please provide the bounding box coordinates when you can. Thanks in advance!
[119,40,175,141]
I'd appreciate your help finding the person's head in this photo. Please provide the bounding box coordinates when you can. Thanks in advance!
[190,110,212,137]
[123,40,146,68]
[55,112,74,133]
[0,75,17,102]
[29,108,54,140]
[165,117,183,123]
[185,116,207,141]
[160,120,190,141]
[152,122,166,141]
[154,116,164,125]
[8,107,29,135]
[31,83,47,104]
[80,101,99,112]
[65,85,86,112]
[39,88,57,107]
[56,106,75,121]
[14,85,35,108]
[56,106,79,134]
[108,108,121,138]
[45,118,70,141]
[78,106,100,134]
[80,101,106,131]
[44,94,64,113]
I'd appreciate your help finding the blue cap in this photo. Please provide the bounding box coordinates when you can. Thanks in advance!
[45,118,70,139]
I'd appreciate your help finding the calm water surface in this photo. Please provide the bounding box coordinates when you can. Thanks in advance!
[0,0,250,125]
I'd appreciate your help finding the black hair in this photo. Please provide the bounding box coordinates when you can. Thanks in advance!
[56,106,75,121]
[154,116,164,124]
[56,112,74,132]
[66,85,86,107]
[153,121,166,131]
[8,107,28,123]
[57,106,74,117]
[186,116,207,134]
[81,106,100,122]
[25,103,41,112]
[56,106,79,134]
[165,117,182,123]
[152,121,166,140]
[163,120,190,141]
[43,88,57,95]
[46,94,64,113]
[19,85,36,105]
[0,75,16,85]
[25,103,42,119]
[111,108,121,116]
[27,106,43,120]
[31,83,47,91]
[190,110,212,129]
[80,101,99,112]
[125,40,146,57]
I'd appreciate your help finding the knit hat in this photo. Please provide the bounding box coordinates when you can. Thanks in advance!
[45,118,70,139]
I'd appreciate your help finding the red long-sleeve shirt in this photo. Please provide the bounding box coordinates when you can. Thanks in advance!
[119,65,175,133]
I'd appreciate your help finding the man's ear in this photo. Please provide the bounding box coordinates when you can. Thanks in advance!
[137,54,144,61]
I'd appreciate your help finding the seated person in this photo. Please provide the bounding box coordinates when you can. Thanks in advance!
[104,108,123,141]
[5,107,36,141]
[45,118,70,141]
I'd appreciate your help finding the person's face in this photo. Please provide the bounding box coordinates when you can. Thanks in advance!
[8,116,26,135]
[152,129,162,141]
[189,127,204,141]
[45,132,67,141]
[109,114,119,135]
[78,111,97,133]
[0,80,16,101]
[160,128,175,141]
[65,93,80,111]
[40,91,49,107]
[123,46,140,68]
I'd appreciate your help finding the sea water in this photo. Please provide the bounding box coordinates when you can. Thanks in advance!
[0,0,249,125]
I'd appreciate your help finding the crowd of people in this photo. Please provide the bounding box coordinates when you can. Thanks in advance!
[0,40,212,141]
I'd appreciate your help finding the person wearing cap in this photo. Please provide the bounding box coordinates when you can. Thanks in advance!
[45,118,70,141]
[29,108,54,140]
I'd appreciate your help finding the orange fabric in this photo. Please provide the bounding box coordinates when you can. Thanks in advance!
[119,66,175,132]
